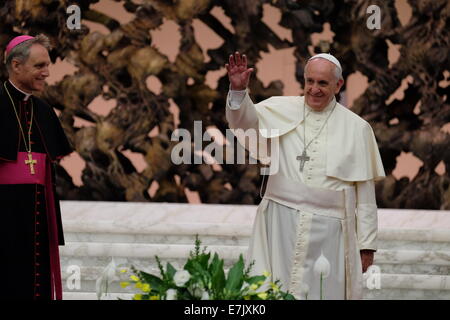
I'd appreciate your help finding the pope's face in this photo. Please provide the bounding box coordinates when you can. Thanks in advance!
[304,59,343,111]
[12,44,50,93]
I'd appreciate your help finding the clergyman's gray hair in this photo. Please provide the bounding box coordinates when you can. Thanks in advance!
[4,34,51,72]
[305,57,343,81]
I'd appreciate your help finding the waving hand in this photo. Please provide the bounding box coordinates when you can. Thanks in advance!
[225,52,254,91]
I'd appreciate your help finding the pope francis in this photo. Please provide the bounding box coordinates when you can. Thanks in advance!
[225,52,385,300]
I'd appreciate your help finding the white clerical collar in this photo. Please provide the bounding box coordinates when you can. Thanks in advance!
[8,80,32,101]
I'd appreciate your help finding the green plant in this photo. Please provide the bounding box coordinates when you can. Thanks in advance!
[121,236,295,300]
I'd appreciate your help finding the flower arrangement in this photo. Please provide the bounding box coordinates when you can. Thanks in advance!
[120,236,295,300]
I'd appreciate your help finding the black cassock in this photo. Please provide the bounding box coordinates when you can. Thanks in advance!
[0,81,72,300]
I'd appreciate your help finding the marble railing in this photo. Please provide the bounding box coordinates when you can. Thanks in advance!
[59,201,450,300]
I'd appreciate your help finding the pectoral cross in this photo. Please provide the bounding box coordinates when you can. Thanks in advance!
[296,150,310,172]
[25,152,37,175]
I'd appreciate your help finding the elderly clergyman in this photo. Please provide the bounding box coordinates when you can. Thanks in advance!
[0,34,72,300]
[225,52,385,299]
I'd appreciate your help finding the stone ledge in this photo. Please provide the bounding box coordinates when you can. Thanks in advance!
[380,274,450,290]
[374,249,450,265]
[63,292,134,300]
[60,242,248,260]
[60,242,450,266]
[61,201,450,231]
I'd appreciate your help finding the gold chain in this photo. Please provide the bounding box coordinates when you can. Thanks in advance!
[3,82,34,153]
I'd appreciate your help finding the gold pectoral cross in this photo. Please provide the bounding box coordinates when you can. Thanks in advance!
[25,152,37,175]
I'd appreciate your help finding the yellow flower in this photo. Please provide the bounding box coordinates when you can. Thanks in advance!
[130,275,139,282]
[257,292,268,300]
[263,271,271,278]
[249,284,258,291]
[133,294,142,300]
[149,295,160,300]
[142,283,151,293]
[120,269,128,273]
[135,282,143,289]
[244,295,251,300]
[120,282,130,288]
[257,280,265,286]
[270,283,280,292]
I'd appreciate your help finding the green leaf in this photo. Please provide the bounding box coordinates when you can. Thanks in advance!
[283,292,296,300]
[184,251,210,273]
[208,253,221,273]
[225,255,244,293]
[175,287,193,300]
[166,262,177,280]
[246,275,266,285]
[137,270,164,292]
[184,257,195,272]
[210,254,226,294]
[191,260,210,280]
[198,252,211,269]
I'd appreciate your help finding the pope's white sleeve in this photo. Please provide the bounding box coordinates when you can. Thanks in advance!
[228,90,247,110]
[355,180,378,251]
[225,90,258,131]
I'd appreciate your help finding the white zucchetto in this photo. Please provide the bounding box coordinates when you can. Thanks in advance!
[308,53,342,72]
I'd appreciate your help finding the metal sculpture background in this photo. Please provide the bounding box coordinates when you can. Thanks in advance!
[0,0,448,209]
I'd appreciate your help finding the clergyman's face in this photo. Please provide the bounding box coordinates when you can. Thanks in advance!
[304,58,343,111]
[13,44,50,92]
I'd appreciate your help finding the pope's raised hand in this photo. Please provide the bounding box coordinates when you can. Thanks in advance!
[225,52,254,91]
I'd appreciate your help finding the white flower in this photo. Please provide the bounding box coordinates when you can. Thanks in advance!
[166,289,177,300]
[190,283,210,300]
[96,257,118,300]
[299,283,310,299]
[191,285,203,298]
[201,291,210,300]
[313,251,330,279]
[173,270,191,286]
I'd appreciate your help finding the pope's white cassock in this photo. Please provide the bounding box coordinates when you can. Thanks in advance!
[226,90,385,300]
